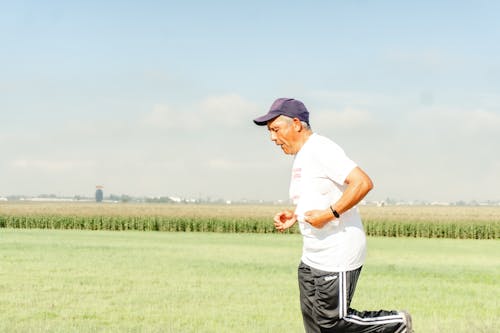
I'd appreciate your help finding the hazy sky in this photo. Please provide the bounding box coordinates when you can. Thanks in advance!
[1,1,499,202]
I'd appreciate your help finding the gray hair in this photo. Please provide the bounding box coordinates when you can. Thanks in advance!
[279,115,311,130]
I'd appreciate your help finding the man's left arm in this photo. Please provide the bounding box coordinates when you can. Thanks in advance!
[304,166,374,228]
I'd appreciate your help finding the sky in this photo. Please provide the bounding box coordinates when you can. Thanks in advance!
[1,0,499,202]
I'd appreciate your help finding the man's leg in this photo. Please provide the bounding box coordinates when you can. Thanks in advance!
[328,268,411,333]
[298,261,321,333]
[299,263,412,333]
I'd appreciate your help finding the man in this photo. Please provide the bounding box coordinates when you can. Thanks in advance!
[253,98,413,333]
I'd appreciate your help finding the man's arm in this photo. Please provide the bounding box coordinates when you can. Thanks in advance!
[304,166,373,228]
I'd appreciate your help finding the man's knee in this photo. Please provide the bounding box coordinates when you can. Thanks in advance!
[313,307,341,332]
[317,320,345,333]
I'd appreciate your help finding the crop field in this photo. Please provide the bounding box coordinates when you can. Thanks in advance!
[2,202,500,220]
[1,202,499,239]
[1,228,498,333]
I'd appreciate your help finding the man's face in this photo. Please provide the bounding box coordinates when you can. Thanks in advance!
[267,116,299,155]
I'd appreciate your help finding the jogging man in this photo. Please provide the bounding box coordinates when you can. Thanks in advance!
[253,98,413,333]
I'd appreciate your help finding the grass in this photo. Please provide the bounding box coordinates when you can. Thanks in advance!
[353,237,499,332]
[0,230,301,333]
[0,229,498,332]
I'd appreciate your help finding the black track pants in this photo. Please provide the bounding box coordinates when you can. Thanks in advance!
[298,262,408,333]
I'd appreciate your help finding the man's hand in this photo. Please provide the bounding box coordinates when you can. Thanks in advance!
[304,209,334,229]
[273,210,297,232]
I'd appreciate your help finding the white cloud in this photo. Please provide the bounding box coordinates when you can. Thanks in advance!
[11,159,96,171]
[295,90,388,133]
[410,107,500,134]
[142,104,202,130]
[384,49,455,69]
[142,104,172,127]
[477,93,500,109]
[207,158,238,170]
[308,90,399,107]
[313,107,377,131]
[199,93,259,127]
[460,109,500,133]
[142,94,258,131]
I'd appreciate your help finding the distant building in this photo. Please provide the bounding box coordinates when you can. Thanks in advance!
[95,186,104,202]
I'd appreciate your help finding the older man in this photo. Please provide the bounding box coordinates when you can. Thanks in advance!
[254,98,413,333]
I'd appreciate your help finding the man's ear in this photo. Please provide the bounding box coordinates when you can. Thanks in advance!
[292,118,302,131]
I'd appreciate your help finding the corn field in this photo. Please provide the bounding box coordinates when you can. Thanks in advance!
[1,202,499,239]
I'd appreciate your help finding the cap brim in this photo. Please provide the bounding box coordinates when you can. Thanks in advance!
[253,111,281,126]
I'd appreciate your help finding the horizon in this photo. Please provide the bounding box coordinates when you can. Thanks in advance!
[1,192,498,206]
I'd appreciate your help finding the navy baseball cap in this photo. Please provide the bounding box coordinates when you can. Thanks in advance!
[253,98,309,126]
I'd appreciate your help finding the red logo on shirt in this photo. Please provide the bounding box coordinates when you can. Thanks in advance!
[292,168,302,180]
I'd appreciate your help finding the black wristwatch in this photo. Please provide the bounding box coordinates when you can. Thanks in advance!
[330,206,340,218]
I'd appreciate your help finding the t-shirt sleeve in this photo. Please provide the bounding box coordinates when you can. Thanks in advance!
[316,138,357,185]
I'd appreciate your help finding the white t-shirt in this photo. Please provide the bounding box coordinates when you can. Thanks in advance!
[290,133,366,272]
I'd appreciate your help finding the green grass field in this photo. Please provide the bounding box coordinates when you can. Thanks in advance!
[1,229,498,332]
